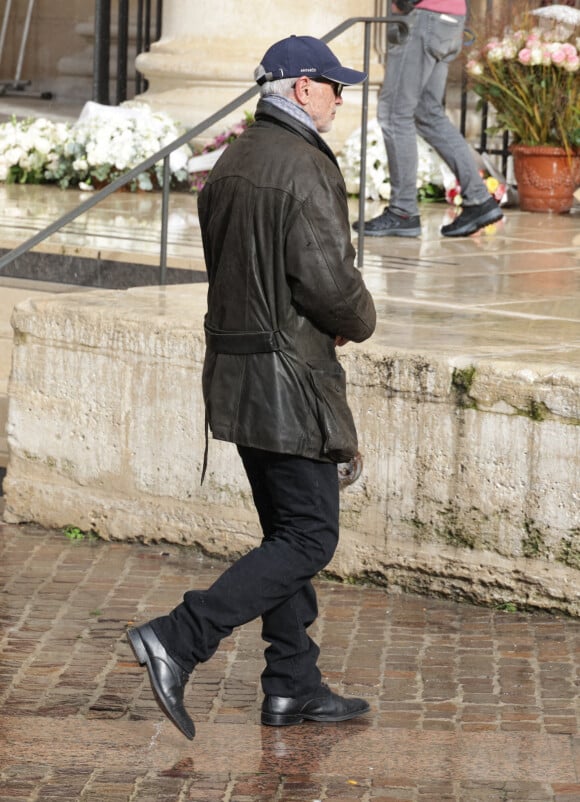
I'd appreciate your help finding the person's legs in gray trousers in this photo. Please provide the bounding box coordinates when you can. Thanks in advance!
[378,10,489,217]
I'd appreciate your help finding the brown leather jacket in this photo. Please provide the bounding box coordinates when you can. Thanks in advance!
[198,99,376,463]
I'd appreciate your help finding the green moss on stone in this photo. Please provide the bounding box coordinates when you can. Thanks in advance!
[452,366,476,392]
[444,525,476,549]
[522,520,547,558]
[12,330,28,345]
[557,531,580,569]
[529,400,549,422]
[452,366,477,409]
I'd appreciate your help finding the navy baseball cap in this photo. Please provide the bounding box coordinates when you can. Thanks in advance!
[255,35,367,86]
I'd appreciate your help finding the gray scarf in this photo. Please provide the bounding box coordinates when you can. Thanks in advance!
[261,94,316,133]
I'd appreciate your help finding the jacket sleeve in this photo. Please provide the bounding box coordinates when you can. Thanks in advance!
[284,173,376,343]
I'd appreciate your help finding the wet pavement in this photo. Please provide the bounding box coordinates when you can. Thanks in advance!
[1,520,579,801]
[2,92,580,798]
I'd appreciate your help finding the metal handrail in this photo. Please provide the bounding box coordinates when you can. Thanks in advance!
[0,16,408,281]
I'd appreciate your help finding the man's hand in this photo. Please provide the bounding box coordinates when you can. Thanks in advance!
[335,336,350,347]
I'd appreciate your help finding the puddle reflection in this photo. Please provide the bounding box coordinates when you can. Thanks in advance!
[258,719,370,771]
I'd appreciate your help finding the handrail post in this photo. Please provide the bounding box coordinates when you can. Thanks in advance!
[159,156,170,285]
[357,20,373,269]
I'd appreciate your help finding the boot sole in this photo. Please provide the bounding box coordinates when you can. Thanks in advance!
[127,627,147,664]
[262,703,370,726]
[442,208,503,237]
[362,228,421,238]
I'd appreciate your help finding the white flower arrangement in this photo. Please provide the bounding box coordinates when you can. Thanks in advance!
[1,107,451,199]
[337,119,448,201]
[0,102,193,191]
[0,116,72,185]
[72,102,191,190]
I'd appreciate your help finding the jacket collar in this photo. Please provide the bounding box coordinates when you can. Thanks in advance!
[254,98,339,168]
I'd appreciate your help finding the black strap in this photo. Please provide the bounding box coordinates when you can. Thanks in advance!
[200,410,209,485]
[204,326,281,354]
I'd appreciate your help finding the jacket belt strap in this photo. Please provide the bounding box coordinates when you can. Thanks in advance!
[205,327,281,354]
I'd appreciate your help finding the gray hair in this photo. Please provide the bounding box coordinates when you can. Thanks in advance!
[258,77,296,98]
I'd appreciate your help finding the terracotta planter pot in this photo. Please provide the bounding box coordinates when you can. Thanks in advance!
[511,144,580,214]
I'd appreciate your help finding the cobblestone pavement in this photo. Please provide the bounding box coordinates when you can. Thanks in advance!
[0,521,579,801]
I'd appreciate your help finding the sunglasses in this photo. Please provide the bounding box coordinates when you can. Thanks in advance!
[311,77,344,98]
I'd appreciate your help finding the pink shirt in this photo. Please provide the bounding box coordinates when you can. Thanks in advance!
[416,0,466,14]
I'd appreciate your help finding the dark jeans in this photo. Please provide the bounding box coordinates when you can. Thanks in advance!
[152,446,339,697]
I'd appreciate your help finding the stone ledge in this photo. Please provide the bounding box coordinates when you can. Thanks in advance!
[3,284,579,615]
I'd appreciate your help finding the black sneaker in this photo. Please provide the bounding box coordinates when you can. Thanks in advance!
[353,207,421,238]
[441,197,503,237]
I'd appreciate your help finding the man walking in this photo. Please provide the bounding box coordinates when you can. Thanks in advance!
[128,35,376,740]
[355,0,503,238]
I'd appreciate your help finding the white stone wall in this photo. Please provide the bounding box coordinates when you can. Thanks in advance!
[4,285,580,615]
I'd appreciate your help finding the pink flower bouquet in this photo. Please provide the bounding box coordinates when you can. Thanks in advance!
[465,2,579,155]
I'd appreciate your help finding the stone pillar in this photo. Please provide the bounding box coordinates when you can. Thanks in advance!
[135,0,381,150]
